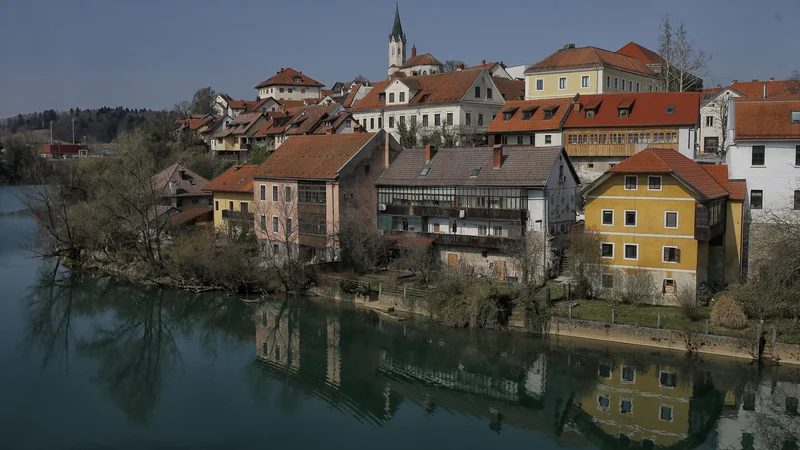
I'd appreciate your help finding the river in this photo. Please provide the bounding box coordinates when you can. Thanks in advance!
[0,185,798,450]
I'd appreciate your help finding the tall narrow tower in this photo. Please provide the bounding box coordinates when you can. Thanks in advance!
[388,2,407,76]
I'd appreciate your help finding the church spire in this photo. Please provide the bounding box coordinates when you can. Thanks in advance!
[390,2,406,43]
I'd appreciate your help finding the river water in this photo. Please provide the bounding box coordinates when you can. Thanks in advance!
[1,185,798,450]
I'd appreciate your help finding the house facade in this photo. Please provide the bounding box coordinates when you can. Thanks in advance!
[726,97,800,221]
[204,164,258,232]
[350,68,507,145]
[562,92,700,179]
[375,144,579,281]
[583,149,745,299]
[251,132,402,261]
[524,45,658,100]
[486,97,574,148]
[151,162,212,210]
[255,68,324,101]
[213,112,268,159]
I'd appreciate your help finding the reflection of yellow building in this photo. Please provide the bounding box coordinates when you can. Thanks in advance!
[255,303,300,370]
[580,362,690,447]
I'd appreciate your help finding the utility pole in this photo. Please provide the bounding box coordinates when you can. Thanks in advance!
[71,117,76,144]
[50,120,54,144]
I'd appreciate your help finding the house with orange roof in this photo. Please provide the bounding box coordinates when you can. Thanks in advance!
[212,112,269,160]
[726,97,800,221]
[562,92,701,179]
[486,97,574,147]
[617,41,703,92]
[251,131,402,262]
[255,68,324,101]
[582,148,745,299]
[524,44,658,100]
[204,164,259,232]
[465,60,512,79]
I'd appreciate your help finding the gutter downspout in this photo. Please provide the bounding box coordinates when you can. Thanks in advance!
[543,189,548,281]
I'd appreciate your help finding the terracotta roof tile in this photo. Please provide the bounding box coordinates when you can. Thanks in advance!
[608,148,729,199]
[284,104,338,136]
[702,164,746,201]
[734,98,800,140]
[525,46,654,77]
[342,83,362,107]
[399,53,442,69]
[730,79,798,98]
[466,61,500,71]
[169,208,212,226]
[252,133,377,180]
[492,77,525,101]
[228,99,248,109]
[204,164,259,193]
[255,68,324,89]
[487,98,573,133]
[152,162,211,198]
[564,92,700,128]
[617,42,662,65]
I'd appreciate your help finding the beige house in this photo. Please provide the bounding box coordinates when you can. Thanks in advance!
[213,112,268,160]
[255,68,324,101]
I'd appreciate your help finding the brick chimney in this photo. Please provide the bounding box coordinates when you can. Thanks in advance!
[411,44,417,57]
[769,77,775,81]
[456,63,465,71]
[492,144,503,169]
[732,79,738,83]
[425,143,436,163]
[482,59,486,66]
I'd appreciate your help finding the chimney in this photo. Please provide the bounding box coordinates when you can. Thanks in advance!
[763,83,767,98]
[384,131,391,168]
[752,79,758,82]
[482,59,486,66]
[411,44,417,57]
[769,77,775,81]
[425,143,436,163]
[563,43,575,49]
[492,144,503,169]
[456,63,465,71]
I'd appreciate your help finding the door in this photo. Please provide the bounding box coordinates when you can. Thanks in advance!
[663,279,676,295]
[493,261,506,280]
[241,202,249,214]
[447,253,458,269]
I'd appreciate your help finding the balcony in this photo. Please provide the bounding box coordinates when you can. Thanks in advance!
[383,230,516,249]
[222,210,254,223]
[380,204,525,222]
[694,201,725,241]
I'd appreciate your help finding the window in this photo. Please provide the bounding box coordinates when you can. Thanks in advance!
[285,186,292,203]
[618,108,629,117]
[621,78,626,91]
[228,200,234,211]
[536,79,544,91]
[629,81,633,92]
[477,114,483,126]
[621,366,636,382]
[601,243,614,258]
[279,88,285,93]
[388,116,395,128]
[370,117,375,129]
[451,221,457,233]
[487,88,493,99]
[214,200,219,211]
[272,216,279,233]
[364,164,370,175]
[465,113,471,125]
[648,176,662,190]
[422,115,428,127]
[620,398,633,415]
[345,120,351,128]
[475,86,481,98]
[659,371,677,388]
[624,175,638,190]
[389,93,395,103]
[260,185,266,201]
[529,136,535,145]
[663,246,680,263]
[286,218,292,235]
[558,77,567,90]
[624,210,637,227]
[606,76,611,88]
[792,111,800,124]
[541,134,550,144]
[751,145,765,166]
[260,215,266,232]
[636,82,640,92]
[503,112,513,121]
[298,184,326,204]
[272,185,278,201]
[585,109,595,118]
[522,111,532,120]
[378,117,382,128]
[287,88,293,93]
[446,113,453,125]
[601,209,614,226]
[517,136,523,145]
[581,75,589,88]
[624,244,638,260]
[399,92,405,102]
[796,146,800,165]
[477,224,488,236]
[598,395,610,411]
[601,273,614,288]
[751,190,763,209]
[660,405,673,421]
[399,115,405,126]
[795,190,800,210]
[493,225,503,236]
[379,93,386,102]
[301,88,305,94]
[665,211,678,228]
[434,114,441,126]
[614,78,618,89]
[705,116,714,127]
[665,105,675,114]
[598,363,612,379]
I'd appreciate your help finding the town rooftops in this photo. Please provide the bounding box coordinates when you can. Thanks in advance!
[214,112,264,137]
[399,52,442,69]
[604,148,730,200]
[375,145,573,187]
[255,68,324,89]
[525,46,654,77]
[351,68,492,111]
[252,133,378,180]
[152,162,210,198]
[487,97,573,133]
[204,164,260,193]
[616,42,662,65]
[734,98,800,140]
[284,104,339,136]
[341,83,362,108]
[564,92,701,128]
[491,77,526,101]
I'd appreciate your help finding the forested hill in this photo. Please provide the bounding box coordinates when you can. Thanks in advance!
[0,107,167,144]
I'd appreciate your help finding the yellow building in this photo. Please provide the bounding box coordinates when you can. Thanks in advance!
[524,45,658,100]
[203,164,259,232]
[212,112,268,160]
[582,148,745,298]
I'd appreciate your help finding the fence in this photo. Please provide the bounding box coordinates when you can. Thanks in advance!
[378,283,429,310]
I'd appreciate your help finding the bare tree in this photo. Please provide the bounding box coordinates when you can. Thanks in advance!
[458,124,485,148]
[353,74,370,84]
[420,120,458,148]
[707,93,730,157]
[657,14,675,92]
[442,60,466,73]
[789,70,800,95]
[173,101,192,118]
[657,15,710,92]
[569,229,607,299]
[190,87,217,116]
[338,216,392,274]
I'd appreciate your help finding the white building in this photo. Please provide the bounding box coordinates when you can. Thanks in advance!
[375,144,579,280]
[255,68,324,101]
[726,97,800,221]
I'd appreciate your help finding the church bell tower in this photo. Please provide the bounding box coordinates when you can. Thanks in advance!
[388,3,407,76]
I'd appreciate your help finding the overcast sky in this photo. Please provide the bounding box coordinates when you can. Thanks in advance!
[0,0,798,118]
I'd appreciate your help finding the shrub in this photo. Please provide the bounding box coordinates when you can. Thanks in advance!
[711,296,748,330]
[612,269,657,306]
[675,283,700,321]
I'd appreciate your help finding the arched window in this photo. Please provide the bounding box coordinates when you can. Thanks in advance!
[392,47,394,56]
[422,71,427,75]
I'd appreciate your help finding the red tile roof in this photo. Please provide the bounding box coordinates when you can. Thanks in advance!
[284,104,338,136]
[255,68,324,89]
[351,68,489,112]
[466,61,500,71]
[228,99,248,110]
[252,133,377,180]
[204,164,260,193]
[702,165,746,201]
[525,46,654,77]
[564,92,700,128]
[734,98,800,140]
[399,53,442,69]
[730,79,798,98]
[608,148,729,199]
[342,83,362,107]
[492,77,525,101]
[152,162,211,198]
[487,97,573,133]
[617,42,662,65]
[169,208,212,226]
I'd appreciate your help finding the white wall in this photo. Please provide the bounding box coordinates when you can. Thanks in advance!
[258,86,323,101]
[544,153,578,236]
[502,133,562,147]
[678,127,696,159]
[727,140,800,221]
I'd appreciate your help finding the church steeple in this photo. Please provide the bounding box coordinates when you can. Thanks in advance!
[389,2,406,43]
[388,2,407,76]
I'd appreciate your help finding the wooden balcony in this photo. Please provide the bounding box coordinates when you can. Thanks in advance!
[222,210,254,223]
[379,204,525,222]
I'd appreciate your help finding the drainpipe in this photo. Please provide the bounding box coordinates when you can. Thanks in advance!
[542,189,548,282]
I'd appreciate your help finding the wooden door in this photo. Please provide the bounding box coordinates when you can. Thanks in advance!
[447,253,458,269]
[493,261,506,280]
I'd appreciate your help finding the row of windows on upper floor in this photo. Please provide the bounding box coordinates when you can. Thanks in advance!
[599,207,681,229]
[501,135,553,145]
[749,145,800,167]
[260,86,312,96]
[257,184,337,205]
[567,132,677,145]
[530,75,657,93]
[357,112,489,131]
[749,189,800,211]
[600,241,682,264]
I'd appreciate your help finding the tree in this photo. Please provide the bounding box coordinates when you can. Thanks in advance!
[353,74,370,84]
[657,15,710,92]
[442,59,466,73]
[458,124,485,148]
[706,92,730,157]
[338,216,393,274]
[396,117,420,148]
[569,229,607,299]
[789,70,800,95]
[249,144,271,165]
[173,101,192,118]
[190,87,217,116]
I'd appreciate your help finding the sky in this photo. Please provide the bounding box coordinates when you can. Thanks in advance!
[0,0,798,118]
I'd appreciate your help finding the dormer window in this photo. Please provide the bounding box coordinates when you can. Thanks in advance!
[792,111,800,124]
[502,107,518,121]
[503,112,513,121]
[618,108,629,118]
[399,92,405,102]
[543,106,558,120]
[585,109,596,118]
[379,93,386,102]
[522,111,532,120]
[293,76,302,82]
[325,120,333,127]
[419,94,430,103]
[666,105,675,114]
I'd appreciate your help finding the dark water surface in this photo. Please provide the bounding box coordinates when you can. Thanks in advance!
[1,185,798,450]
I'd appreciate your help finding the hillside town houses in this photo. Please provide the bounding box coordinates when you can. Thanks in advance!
[168,3,800,297]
